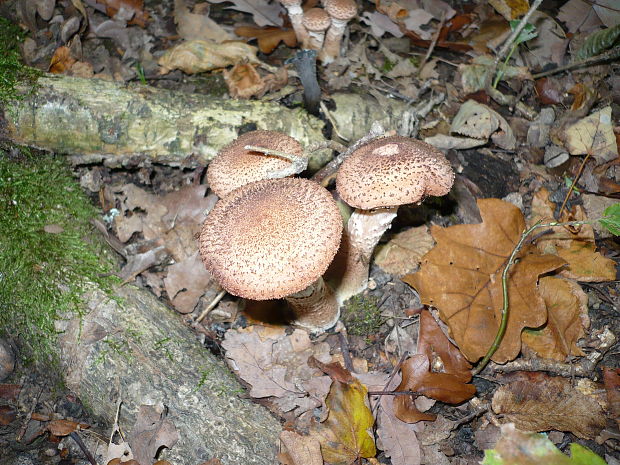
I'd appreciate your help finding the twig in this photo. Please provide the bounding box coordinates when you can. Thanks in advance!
[417,11,446,76]
[559,152,592,217]
[16,386,44,442]
[532,46,620,79]
[70,431,98,465]
[337,330,354,372]
[472,219,598,375]
[371,351,409,416]
[195,288,226,324]
[306,140,348,154]
[243,145,308,175]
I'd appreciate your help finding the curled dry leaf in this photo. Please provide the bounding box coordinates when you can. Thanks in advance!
[562,106,618,163]
[235,26,297,54]
[530,188,616,282]
[158,40,259,75]
[602,367,620,429]
[404,198,566,363]
[86,0,149,27]
[491,372,606,439]
[48,419,89,436]
[450,100,516,150]
[223,63,265,99]
[521,276,589,361]
[374,225,434,276]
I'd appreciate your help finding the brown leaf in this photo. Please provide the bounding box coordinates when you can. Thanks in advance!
[530,188,616,282]
[521,276,589,361]
[491,372,606,439]
[49,46,77,74]
[308,357,355,384]
[128,405,179,465]
[0,406,16,426]
[48,419,87,437]
[93,0,149,27]
[417,310,472,382]
[223,63,266,99]
[404,198,566,363]
[603,367,620,429]
[0,384,21,401]
[279,430,323,465]
[374,226,434,276]
[235,26,297,54]
[158,40,259,75]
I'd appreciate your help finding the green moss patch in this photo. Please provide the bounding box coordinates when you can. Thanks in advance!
[0,149,115,366]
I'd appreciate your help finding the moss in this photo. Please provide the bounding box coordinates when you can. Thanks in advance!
[340,295,384,338]
[0,17,42,107]
[0,147,116,368]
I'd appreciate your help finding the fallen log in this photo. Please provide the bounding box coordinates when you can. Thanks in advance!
[56,283,281,465]
[1,74,329,170]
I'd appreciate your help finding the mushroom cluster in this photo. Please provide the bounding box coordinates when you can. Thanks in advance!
[199,129,454,334]
[279,0,357,63]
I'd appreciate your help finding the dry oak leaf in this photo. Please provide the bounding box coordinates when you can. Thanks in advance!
[530,188,616,282]
[235,25,297,54]
[521,276,589,361]
[403,198,566,363]
[312,375,376,465]
[158,40,259,74]
[223,63,266,99]
[279,430,323,465]
[374,225,434,276]
[492,372,606,439]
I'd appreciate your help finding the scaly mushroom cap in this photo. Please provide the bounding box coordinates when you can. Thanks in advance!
[324,0,357,21]
[207,130,304,198]
[336,136,455,209]
[199,178,343,300]
[303,8,331,32]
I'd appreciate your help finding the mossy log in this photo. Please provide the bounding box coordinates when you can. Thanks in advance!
[0,74,329,170]
[55,284,280,465]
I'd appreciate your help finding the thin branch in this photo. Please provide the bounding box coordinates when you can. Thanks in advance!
[532,46,620,79]
[417,10,446,76]
[243,145,308,176]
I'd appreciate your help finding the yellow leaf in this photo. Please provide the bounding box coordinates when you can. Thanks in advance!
[314,378,376,465]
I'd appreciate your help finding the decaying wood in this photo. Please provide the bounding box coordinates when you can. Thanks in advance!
[55,284,281,465]
[1,74,329,170]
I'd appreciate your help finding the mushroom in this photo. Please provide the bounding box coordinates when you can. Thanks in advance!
[279,0,309,47]
[302,8,331,51]
[319,0,357,64]
[199,178,343,332]
[206,130,307,198]
[335,135,454,303]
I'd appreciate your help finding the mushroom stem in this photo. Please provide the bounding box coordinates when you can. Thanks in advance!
[318,17,348,64]
[335,207,398,304]
[286,277,340,332]
[243,145,308,176]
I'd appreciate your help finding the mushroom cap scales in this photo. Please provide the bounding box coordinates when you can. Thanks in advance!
[336,136,455,210]
[206,130,304,198]
[199,178,343,300]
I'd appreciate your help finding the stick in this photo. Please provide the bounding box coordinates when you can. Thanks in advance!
[243,145,308,176]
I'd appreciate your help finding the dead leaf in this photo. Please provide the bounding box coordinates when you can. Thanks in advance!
[128,405,179,465]
[164,251,220,314]
[602,367,620,428]
[417,310,472,382]
[404,198,566,363]
[221,326,332,420]
[0,384,21,400]
[49,46,77,74]
[87,0,149,27]
[562,106,618,163]
[223,63,266,99]
[489,0,529,20]
[529,188,616,282]
[459,55,531,94]
[393,354,475,423]
[491,372,606,439]
[279,430,323,465]
[558,0,604,33]
[174,0,234,42]
[312,377,376,465]
[209,0,283,27]
[521,276,589,361]
[158,40,259,75]
[450,100,516,150]
[0,406,16,426]
[235,25,297,54]
[48,419,88,437]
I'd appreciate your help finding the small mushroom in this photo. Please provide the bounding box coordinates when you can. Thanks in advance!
[302,8,331,51]
[199,178,343,332]
[206,130,306,198]
[279,0,309,47]
[335,135,454,303]
[319,0,357,64]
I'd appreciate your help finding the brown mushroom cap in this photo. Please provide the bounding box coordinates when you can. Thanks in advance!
[199,178,343,300]
[303,8,331,32]
[324,0,357,21]
[336,136,455,209]
[206,131,304,198]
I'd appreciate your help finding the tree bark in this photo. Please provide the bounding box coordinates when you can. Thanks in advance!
[55,284,281,465]
[1,74,330,170]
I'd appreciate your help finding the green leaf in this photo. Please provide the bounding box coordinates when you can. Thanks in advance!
[482,424,608,465]
[599,203,620,236]
[509,20,538,44]
[573,24,620,62]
